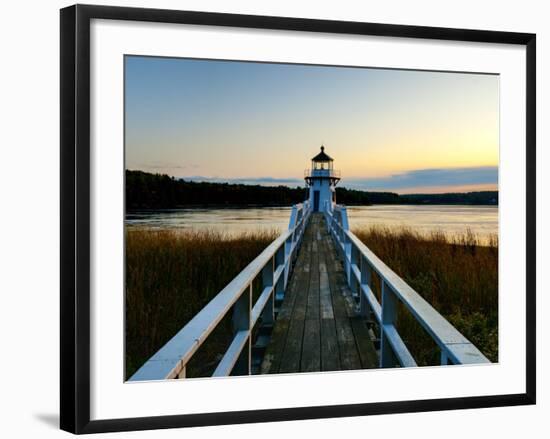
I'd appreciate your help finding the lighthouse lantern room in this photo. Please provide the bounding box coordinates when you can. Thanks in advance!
[305,146,341,212]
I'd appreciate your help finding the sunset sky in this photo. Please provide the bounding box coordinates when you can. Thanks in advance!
[125,56,499,194]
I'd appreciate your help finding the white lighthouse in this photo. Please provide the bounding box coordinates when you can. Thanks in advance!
[305,145,341,212]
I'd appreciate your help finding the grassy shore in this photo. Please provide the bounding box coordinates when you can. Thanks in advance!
[125,228,278,379]
[353,226,498,365]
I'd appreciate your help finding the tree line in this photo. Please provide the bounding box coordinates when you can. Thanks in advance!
[126,170,497,209]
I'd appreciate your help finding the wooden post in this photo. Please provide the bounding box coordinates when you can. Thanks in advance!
[285,205,299,289]
[380,280,397,367]
[232,285,251,375]
[284,236,291,289]
[350,243,359,300]
[275,244,285,305]
[339,210,345,243]
[261,257,275,326]
[288,205,298,230]
[344,235,352,285]
[359,255,371,318]
[338,207,351,283]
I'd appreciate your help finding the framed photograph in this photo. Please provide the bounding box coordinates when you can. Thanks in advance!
[60,4,536,434]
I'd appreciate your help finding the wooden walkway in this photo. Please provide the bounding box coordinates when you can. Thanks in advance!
[261,213,378,374]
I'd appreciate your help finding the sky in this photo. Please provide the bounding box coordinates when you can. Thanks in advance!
[125,56,499,194]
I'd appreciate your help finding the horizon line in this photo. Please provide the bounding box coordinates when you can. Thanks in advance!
[126,168,498,196]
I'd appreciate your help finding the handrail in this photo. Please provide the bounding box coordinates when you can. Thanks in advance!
[324,205,489,367]
[304,168,341,178]
[130,201,311,381]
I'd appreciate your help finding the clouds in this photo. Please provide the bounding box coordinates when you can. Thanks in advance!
[179,166,498,193]
[132,162,200,174]
[344,166,498,192]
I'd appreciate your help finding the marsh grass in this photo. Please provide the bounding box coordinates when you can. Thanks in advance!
[353,226,498,364]
[125,228,279,379]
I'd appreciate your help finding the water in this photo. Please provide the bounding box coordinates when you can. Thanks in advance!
[126,207,293,235]
[347,205,498,242]
[126,205,498,242]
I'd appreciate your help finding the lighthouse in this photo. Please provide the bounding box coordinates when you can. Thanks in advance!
[305,145,341,213]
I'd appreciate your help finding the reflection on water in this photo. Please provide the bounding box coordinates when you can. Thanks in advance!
[126,205,498,242]
[126,207,293,235]
[347,205,498,241]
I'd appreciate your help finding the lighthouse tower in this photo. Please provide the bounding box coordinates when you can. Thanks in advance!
[305,145,341,212]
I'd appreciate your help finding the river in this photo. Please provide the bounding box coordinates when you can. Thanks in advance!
[126,205,498,243]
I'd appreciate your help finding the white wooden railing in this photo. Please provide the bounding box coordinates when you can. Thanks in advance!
[324,203,490,367]
[129,201,311,381]
[304,168,341,178]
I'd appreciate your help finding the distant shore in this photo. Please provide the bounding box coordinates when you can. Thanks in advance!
[126,169,498,210]
[126,201,498,213]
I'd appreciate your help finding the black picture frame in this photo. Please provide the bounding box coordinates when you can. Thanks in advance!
[60,4,536,434]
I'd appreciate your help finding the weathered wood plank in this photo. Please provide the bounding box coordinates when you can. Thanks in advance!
[306,238,320,320]
[301,318,321,372]
[318,231,345,310]
[350,317,379,368]
[290,265,309,321]
[323,235,357,319]
[326,256,350,319]
[325,233,344,274]
[277,242,310,321]
[260,319,289,374]
[319,262,334,319]
[320,318,340,371]
[278,317,305,373]
[335,317,362,370]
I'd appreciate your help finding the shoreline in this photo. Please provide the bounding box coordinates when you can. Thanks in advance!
[126,202,498,213]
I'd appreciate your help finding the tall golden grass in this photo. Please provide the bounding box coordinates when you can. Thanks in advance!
[125,228,278,379]
[353,226,498,365]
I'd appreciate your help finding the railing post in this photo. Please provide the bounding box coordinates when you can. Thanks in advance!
[232,285,251,375]
[261,256,275,326]
[176,367,186,379]
[285,204,301,288]
[344,241,352,284]
[288,204,298,230]
[284,235,292,289]
[350,243,359,300]
[380,280,398,368]
[359,255,371,318]
[337,210,343,243]
[440,350,450,365]
[275,243,285,303]
[333,216,338,247]
[338,207,352,282]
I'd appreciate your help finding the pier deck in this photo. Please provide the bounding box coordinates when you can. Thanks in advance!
[261,213,378,374]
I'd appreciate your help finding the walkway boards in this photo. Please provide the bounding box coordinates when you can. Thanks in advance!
[260,213,378,374]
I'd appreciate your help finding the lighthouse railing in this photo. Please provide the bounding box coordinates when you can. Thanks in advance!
[304,168,341,178]
[324,204,490,368]
[129,201,311,381]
